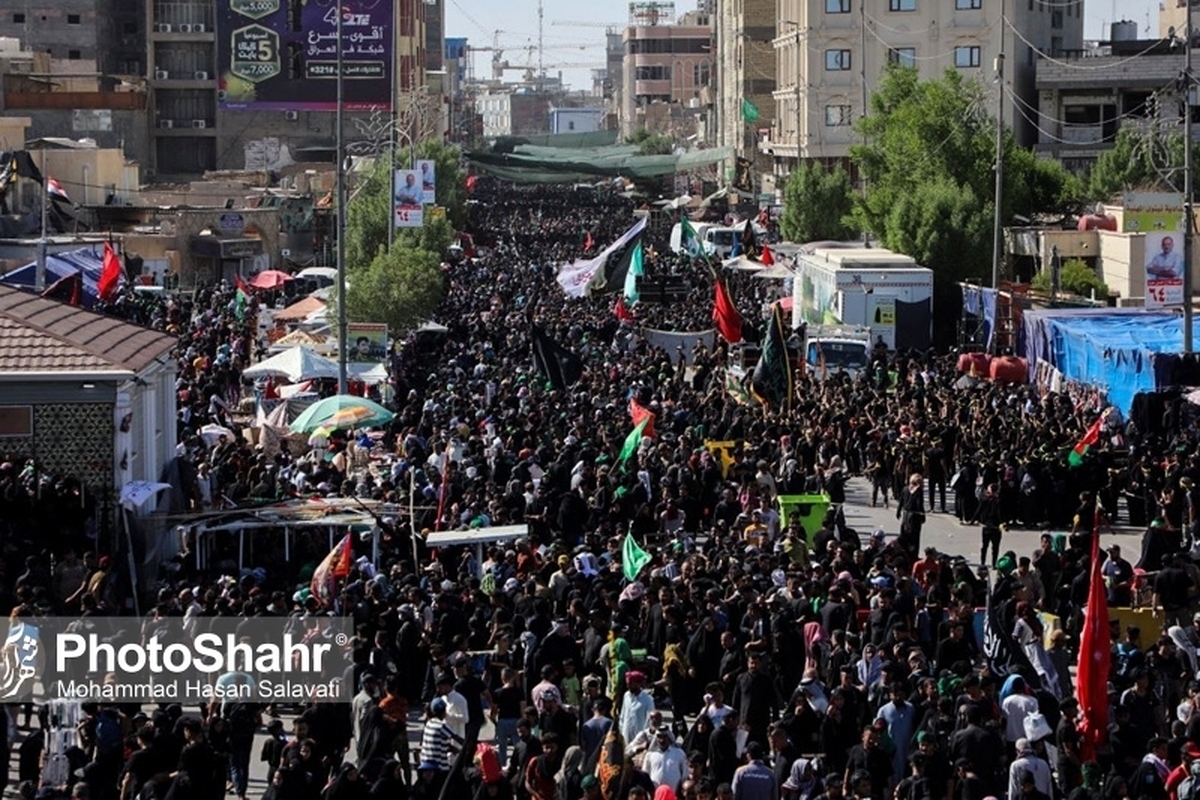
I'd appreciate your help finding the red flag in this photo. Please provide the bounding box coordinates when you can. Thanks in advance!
[235,273,252,296]
[1076,508,1110,761]
[584,230,594,252]
[629,398,656,440]
[713,279,743,344]
[97,241,122,302]
[465,174,478,192]
[760,245,774,266]
[310,533,353,606]
[614,295,635,322]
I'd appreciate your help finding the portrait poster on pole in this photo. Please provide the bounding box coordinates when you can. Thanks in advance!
[393,169,424,228]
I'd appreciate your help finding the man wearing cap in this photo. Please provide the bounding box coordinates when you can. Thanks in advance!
[731,742,776,800]
[1006,738,1052,800]
[420,697,462,775]
[619,671,655,745]
[436,672,468,740]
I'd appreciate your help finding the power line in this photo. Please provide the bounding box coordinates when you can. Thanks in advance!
[861,21,995,63]
[1003,16,1166,70]
[1003,76,1179,128]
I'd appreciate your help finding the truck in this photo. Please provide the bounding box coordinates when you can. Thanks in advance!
[790,246,934,351]
[669,220,763,259]
[803,324,874,380]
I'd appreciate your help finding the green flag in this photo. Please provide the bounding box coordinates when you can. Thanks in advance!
[618,418,649,467]
[622,531,651,582]
[680,217,702,258]
[741,98,760,123]
[623,239,644,302]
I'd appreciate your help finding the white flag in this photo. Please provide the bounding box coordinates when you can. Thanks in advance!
[555,217,648,298]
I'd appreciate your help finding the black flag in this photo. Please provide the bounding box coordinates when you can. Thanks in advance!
[532,324,584,391]
[601,231,644,295]
[983,575,1041,689]
[751,304,792,412]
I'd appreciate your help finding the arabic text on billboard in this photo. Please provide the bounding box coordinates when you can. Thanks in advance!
[218,0,393,112]
[1125,192,1183,308]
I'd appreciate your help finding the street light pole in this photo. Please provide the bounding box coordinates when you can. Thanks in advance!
[335,2,348,394]
[990,0,1006,290]
[1184,0,1194,352]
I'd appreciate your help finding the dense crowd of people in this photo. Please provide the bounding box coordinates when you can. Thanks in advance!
[5,180,1200,800]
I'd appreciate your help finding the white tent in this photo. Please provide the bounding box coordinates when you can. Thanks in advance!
[242,346,340,382]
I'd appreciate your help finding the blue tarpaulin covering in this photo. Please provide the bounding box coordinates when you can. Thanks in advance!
[1022,308,1195,414]
[0,246,106,307]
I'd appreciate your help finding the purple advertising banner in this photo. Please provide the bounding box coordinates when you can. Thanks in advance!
[218,0,393,112]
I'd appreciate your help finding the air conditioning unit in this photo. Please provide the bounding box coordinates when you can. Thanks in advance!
[154,69,169,80]
[192,119,207,129]
[284,110,299,121]
[193,23,205,32]
[159,119,174,129]
[178,23,192,32]
[194,71,209,80]
[156,22,171,32]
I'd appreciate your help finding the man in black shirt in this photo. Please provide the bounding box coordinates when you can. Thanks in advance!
[453,656,492,756]
[1152,553,1194,629]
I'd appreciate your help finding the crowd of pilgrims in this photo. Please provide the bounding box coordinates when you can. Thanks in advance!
[6,182,1200,800]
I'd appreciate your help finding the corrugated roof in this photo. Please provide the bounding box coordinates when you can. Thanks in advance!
[275,295,325,322]
[0,286,176,374]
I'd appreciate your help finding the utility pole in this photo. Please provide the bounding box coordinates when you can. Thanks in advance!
[859,1,867,152]
[991,0,1006,290]
[1185,0,1195,352]
[335,3,349,394]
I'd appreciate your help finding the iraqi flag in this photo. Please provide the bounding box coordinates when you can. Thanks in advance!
[46,177,71,204]
[311,533,353,606]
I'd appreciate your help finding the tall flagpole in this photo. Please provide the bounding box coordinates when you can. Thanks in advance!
[336,3,349,394]
[35,148,47,292]
[1184,0,1194,352]
[991,0,1006,292]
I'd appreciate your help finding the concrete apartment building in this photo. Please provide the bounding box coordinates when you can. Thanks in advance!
[766,0,1083,180]
[0,0,145,77]
[621,2,714,138]
[477,90,551,137]
[715,0,776,187]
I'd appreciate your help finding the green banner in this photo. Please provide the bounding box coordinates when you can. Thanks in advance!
[778,494,831,545]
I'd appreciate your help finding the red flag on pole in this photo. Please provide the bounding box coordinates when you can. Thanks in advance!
[713,278,743,344]
[584,230,594,252]
[310,533,353,606]
[1076,508,1110,761]
[629,398,656,440]
[760,245,775,266]
[614,295,635,322]
[97,241,122,302]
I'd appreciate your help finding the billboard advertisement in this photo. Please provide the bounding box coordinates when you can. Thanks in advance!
[217,0,393,112]
[393,168,424,228]
[1125,192,1184,308]
[347,322,388,364]
[416,159,436,205]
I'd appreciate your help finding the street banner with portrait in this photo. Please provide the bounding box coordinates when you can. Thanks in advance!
[416,159,436,205]
[393,169,424,228]
[1126,192,1184,307]
[347,322,388,364]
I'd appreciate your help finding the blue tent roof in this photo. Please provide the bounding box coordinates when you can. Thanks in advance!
[0,246,106,307]
[1022,308,1196,414]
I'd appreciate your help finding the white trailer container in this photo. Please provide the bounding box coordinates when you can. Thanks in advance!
[790,247,934,351]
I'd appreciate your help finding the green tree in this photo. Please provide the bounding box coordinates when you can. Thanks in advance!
[780,162,856,243]
[1087,127,1190,202]
[1031,257,1109,297]
[334,246,444,331]
[849,67,1083,340]
[344,140,466,269]
[626,128,673,155]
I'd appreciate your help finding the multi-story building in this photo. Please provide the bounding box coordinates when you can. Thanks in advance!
[766,0,1083,180]
[715,0,776,190]
[425,0,445,73]
[147,0,427,177]
[0,0,144,77]
[621,2,714,138]
[1161,2,1186,38]
[477,90,551,137]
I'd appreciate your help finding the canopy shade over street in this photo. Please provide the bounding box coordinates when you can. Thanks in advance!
[467,143,733,183]
[241,346,340,382]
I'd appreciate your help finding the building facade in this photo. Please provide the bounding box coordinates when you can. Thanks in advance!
[766,0,1083,180]
[621,5,714,138]
[0,0,144,76]
[715,0,776,189]
[477,90,551,138]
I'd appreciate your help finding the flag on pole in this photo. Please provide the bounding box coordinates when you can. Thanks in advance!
[584,230,594,252]
[982,568,1040,686]
[760,245,775,266]
[531,324,585,391]
[97,241,123,302]
[623,238,644,302]
[614,296,635,322]
[752,304,793,411]
[618,418,649,468]
[234,274,252,321]
[556,217,648,297]
[741,98,760,122]
[1067,417,1102,467]
[46,178,71,204]
[311,533,353,606]
[629,398,656,440]
[1077,509,1110,761]
[622,530,651,581]
[712,279,743,344]
[603,233,644,300]
[680,217,703,258]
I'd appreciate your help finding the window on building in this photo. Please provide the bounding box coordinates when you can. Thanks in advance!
[399,0,414,36]
[955,0,981,7]
[12,12,24,22]
[825,49,851,70]
[0,407,32,437]
[889,0,916,10]
[1051,10,1063,27]
[694,62,710,86]
[888,47,916,67]
[68,49,81,59]
[826,0,850,12]
[67,13,80,23]
[825,104,853,126]
[954,45,981,67]
[1051,35,1063,55]
[568,121,575,130]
